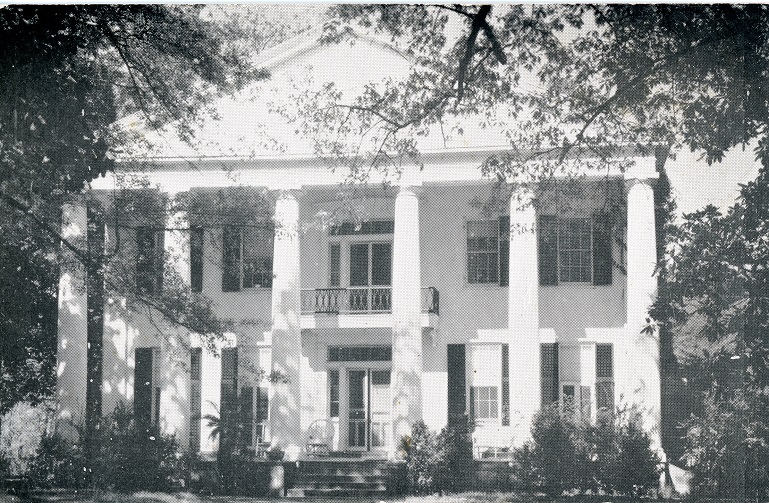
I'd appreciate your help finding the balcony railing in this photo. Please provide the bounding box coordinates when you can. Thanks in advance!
[301,287,439,315]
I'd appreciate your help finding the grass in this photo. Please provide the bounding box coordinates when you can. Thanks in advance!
[15,491,696,503]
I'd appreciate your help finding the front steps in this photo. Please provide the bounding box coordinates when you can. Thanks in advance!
[289,458,399,497]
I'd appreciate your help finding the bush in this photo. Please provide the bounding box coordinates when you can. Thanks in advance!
[683,389,769,499]
[401,417,475,495]
[435,417,475,493]
[28,433,87,489]
[401,420,438,494]
[512,403,660,496]
[92,402,184,492]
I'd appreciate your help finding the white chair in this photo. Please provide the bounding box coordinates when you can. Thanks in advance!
[306,419,334,456]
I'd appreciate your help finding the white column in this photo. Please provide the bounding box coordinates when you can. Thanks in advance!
[391,185,422,456]
[56,202,89,441]
[624,174,662,453]
[159,212,191,448]
[269,190,302,460]
[508,189,540,445]
[199,341,222,454]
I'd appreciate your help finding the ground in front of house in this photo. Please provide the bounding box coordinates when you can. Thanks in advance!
[3,491,717,503]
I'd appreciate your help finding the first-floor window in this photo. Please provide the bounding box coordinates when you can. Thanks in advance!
[468,344,502,422]
[471,386,499,420]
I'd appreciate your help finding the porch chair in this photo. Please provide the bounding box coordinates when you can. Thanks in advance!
[305,419,334,457]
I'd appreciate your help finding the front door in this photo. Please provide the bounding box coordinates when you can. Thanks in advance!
[347,369,391,450]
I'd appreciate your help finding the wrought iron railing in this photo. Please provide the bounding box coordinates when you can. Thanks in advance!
[301,286,439,315]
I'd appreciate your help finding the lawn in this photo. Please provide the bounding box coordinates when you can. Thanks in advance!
[4,491,700,503]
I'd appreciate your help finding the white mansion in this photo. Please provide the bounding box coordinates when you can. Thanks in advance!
[55,30,663,462]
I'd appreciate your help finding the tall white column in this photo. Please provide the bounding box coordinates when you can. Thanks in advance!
[160,211,191,448]
[269,190,302,460]
[391,185,422,455]
[624,174,662,453]
[508,189,540,445]
[56,202,89,441]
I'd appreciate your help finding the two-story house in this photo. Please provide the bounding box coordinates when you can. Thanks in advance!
[55,29,663,463]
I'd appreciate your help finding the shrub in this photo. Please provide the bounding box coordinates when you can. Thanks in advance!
[434,417,475,493]
[683,389,769,499]
[93,402,184,492]
[401,420,439,494]
[28,433,87,489]
[513,403,660,496]
[607,411,660,496]
[400,417,476,495]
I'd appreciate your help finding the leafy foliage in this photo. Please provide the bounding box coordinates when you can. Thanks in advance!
[0,5,279,415]
[683,389,769,499]
[512,404,660,496]
[400,418,475,495]
[318,5,769,173]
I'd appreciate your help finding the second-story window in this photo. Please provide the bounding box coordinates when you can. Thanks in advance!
[538,214,612,286]
[136,227,163,295]
[222,225,273,292]
[467,220,499,284]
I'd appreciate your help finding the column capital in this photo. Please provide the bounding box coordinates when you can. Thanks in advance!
[270,188,303,202]
[396,184,423,198]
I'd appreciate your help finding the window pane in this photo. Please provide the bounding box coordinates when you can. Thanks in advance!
[558,218,592,283]
[242,226,273,288]
[329,243,340,287]
[467,221,499,284]
[371,243,392,286]
[349,244,369,286]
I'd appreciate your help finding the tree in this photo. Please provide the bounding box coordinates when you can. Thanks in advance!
[0,5,281,448]
[286,5,769,186]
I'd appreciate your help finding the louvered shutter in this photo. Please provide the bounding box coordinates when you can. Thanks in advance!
[134,348,154,428]
[190,227,204,292]
[501,344,510,426]
[540,343,559,406]
[222,227,241,291]
[447,344,466,425]
[592,213,612,285]
[240,386,254,447]
[499,215,510,287]
[538,216,558,285]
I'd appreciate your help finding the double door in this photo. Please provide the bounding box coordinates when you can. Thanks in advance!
[347,369,391,450]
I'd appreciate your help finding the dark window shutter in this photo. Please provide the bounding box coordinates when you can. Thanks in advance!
[501,344,510,426]
[240,386,254,447]
[220,348,238,447]
[134,348,154,428]
[256,386,269,424]
[190,227,204,292]
[540,343,559,406]
[538,216,558,285]
[499,216,510,287]
[136,228,156,294]
[596,344,613,379]
[447,344,466,425]
[155,230,164,294]
[222,227,241,292]
[189,348,202,452]
[592,213,612,285]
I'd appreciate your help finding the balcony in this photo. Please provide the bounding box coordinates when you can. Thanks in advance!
[300,287,439,329]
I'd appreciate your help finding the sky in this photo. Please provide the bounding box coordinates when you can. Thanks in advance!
[666,143,761,217]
